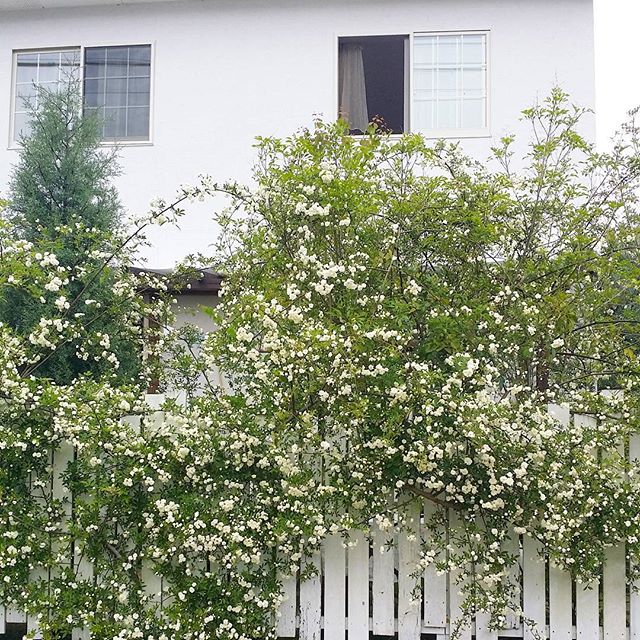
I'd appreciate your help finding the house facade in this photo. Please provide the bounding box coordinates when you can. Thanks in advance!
[0,0,595,268]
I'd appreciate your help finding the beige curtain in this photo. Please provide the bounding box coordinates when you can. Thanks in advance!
[338,44,368,132]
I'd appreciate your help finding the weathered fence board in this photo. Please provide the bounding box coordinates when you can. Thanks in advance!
[372,523,395,636]
[324,534,346,640]
[347,530,369,640]
[398,502,421,640]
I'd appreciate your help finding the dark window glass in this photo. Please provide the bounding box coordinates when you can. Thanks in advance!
[338,35,407,134]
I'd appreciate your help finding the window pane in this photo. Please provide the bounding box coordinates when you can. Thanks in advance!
[128,77,150,106]
[437,68,457,92]
[129,45,151,76]
[437,99,458,129]
[413,99,434,131]
[13,112,31,139]
[85,106,104,123]
[464,67,484,93]
[60,50,80,81]
[15,83,37,110]
[38,52,61,82]
[437,36,460,65]
[462,98,484,129]
[16,53,38,83]
[413,69,434,96]
[105,77,127,107]
[85,47,106,79]
[84,78,104,107]
[127,106,150,138]
[103,107,126,138]
[106,47,129,78]
[413,37,435,65]
[462,35,485,64]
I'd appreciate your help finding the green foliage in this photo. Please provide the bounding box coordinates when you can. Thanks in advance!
[0,81,139,383]
[3,89,640,640]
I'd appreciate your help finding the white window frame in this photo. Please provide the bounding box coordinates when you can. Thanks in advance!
[8,40,155,150]
[335,29,491,140]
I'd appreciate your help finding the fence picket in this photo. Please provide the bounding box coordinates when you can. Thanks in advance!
[603,545,626,640]
[372,523,394,636]
[522,536,545,640]
[323,533,346,640]
[502,530,522,630]
[573,414,599,640]
[347,530,369,640]
[476,611,498,640]
[423,500,447,629]
[275,571,297,638]
[398,501,421,640]
[448,511,471,640]
[576,580,599,640]
[549,563,572,640]
[299,553,321,640]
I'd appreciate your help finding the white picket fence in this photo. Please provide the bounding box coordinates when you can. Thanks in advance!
[2,401,638,640]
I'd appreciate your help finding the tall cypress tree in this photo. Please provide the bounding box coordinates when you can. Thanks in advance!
[1,81,141,384]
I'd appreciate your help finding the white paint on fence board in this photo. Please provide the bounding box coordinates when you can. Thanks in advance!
[372,523,395,636]
[5,606,26,624]
[448,511,472,640]
[347,530,369,640]
[276,571,297,638]
[549,563,572,640]
[603,544,626,640]
[576,581,599,640]
[398,501,421,640]
[0,608,5,634]
[631,433,640,640]
[476,611,498,640]
[503,531,522,630]
[142,564,163,605]
[423,500,447,628]
[299,553,321,640]
[522,536,545,640]
[323,534,346,640]
[548,403,571,426]
[573,414,599,640]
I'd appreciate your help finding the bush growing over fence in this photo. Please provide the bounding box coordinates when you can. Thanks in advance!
[2,89,640,639]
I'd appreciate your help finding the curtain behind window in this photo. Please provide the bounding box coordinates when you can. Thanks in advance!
[338,44,369,133]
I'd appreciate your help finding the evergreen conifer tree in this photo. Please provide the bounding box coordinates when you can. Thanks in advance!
[1,80,141,383]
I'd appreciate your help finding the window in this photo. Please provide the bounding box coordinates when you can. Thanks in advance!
[337,32,488,137]
[12,49,80,141]
[84,45,151,141]
[11,44,151,145]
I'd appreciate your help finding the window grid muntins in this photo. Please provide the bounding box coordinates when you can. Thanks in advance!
[413,33,487,132]
[13,50,80,141]
[84,45,151,141]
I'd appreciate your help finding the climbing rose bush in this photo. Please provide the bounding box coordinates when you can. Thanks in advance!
[2,90,640,639]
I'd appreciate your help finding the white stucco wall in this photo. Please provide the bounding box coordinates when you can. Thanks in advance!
[0,0,595,266]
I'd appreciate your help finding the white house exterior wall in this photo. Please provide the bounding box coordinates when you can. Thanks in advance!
[0,0,595,266]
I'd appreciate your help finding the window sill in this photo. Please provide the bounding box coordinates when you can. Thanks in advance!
[99,140,154,148]
[7,140,154,151]
[349,129,492,141]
